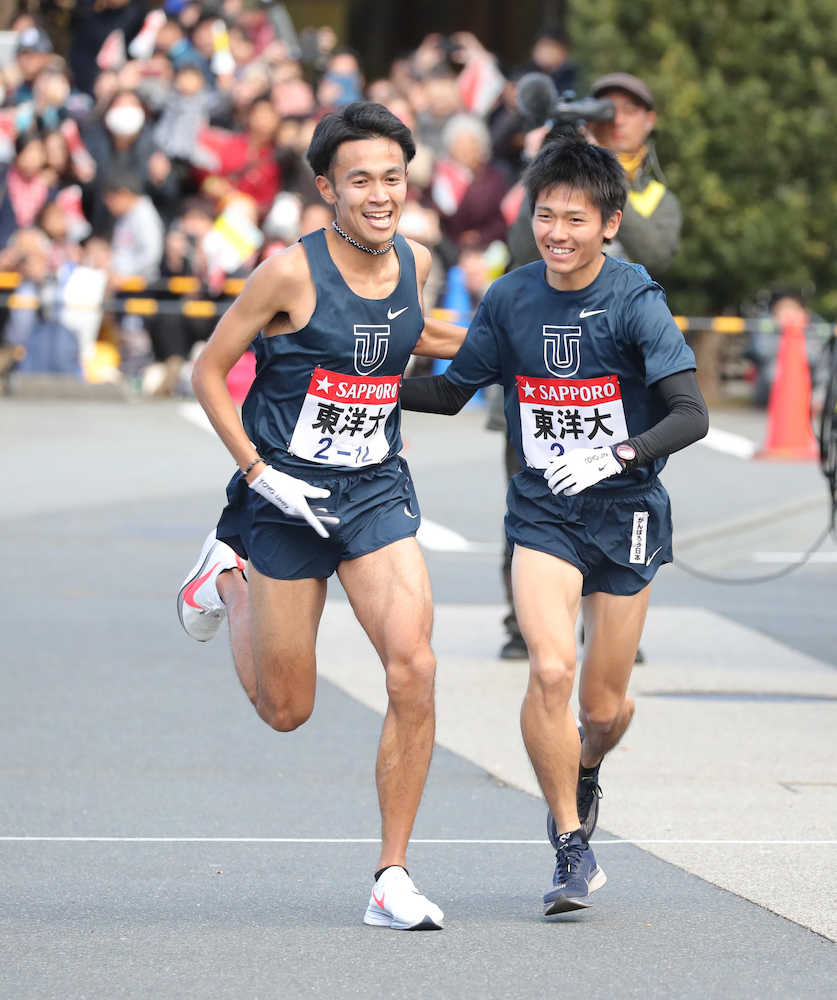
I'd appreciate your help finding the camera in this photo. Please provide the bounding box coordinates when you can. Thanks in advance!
[516,72,614,128]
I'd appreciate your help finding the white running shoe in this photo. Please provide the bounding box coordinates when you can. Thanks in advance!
[177,531,246,642]
[363,867,443,930]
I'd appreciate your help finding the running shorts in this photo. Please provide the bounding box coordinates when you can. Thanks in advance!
[217,454,421,580]
[505,470,673,596]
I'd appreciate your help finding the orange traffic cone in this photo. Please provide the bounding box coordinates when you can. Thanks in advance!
[758,316,818,460]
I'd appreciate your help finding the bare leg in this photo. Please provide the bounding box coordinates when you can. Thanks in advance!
[578,586,651,768]
[338,537,436,871]
[513,545,584,835]
[217,569,257,701]
[218,564,327,731]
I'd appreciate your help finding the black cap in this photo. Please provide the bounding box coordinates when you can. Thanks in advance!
[17,27,53,54]
[590,72,654,109]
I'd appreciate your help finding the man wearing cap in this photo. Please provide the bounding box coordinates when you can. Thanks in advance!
[11,27,54,104]
[585,72,681,277]
[508,71,680,278]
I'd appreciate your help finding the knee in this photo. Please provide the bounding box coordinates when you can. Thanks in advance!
[529,653,576,706]
[255,696,313,732]
[251,657,315,732]
[385,649,436,707]
[580,696,633,736]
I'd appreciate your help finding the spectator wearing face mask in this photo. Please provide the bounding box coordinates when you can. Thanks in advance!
[82,89,180,233]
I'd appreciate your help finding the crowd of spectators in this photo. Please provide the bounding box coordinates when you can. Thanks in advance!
[0,2,592,393]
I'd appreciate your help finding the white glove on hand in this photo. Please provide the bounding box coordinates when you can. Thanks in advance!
[544,446,623,497]
[248,466,339,538]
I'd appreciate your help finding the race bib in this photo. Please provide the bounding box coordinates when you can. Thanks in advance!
[289,367,400,467]
[517,374,628,469]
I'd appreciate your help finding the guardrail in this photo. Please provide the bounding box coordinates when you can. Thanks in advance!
[1,271,835,336]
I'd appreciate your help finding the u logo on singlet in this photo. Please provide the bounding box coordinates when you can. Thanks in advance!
[543,326,582,377]
[354,325,390,375]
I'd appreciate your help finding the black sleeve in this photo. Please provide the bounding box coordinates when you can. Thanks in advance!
[400,374,478,415]
[626,370,709,466]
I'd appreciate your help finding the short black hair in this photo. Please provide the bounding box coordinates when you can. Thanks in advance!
[14,128,45,157]
[306,101,415,178]
[102,166,144,195]
[523,134,627,223]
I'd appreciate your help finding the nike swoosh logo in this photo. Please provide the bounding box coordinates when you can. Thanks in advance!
[183,561,219,610]
[372,890,386,909]
[387,306,409,320]
[403,505,419,519]
[579,308,607,319]
[646,546,662,566]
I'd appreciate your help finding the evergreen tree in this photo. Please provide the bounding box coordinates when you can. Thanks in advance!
[569,0,837,317]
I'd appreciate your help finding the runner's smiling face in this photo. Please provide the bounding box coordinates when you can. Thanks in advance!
[316,137,408,249]
[532,184,621,292]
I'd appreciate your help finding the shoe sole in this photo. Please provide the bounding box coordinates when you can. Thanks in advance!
[363,908,443,930]
[543,866,607,916]
[176,533,223,641]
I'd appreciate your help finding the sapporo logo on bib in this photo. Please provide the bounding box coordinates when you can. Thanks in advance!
[289,366,400,467]
[517,374,628,469]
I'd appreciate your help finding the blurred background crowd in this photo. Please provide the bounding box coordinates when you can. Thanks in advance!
[0,0,550,394]
[0,0,832,404]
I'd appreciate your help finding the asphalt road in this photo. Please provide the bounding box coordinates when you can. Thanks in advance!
[1,397,835,999]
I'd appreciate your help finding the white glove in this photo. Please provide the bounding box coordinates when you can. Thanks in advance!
[544,446,623,497]
[248,466,339,538]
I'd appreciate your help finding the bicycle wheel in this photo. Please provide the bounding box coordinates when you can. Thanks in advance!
[818,334,837,527]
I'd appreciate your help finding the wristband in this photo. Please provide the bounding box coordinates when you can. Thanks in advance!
[242,457,263,477]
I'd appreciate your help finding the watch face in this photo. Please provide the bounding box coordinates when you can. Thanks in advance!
[616,443,637,462]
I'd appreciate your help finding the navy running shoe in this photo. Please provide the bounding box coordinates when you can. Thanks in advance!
[547,725,603,847]
[543,830,606,915]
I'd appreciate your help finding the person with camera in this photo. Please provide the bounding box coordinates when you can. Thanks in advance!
[509,72,681,279]
[497,71,682,661]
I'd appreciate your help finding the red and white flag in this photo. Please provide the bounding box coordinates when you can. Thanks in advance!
[458,53,505,116]
[128,9,166,60]
[97,29,126,71]
[431,158,471,217]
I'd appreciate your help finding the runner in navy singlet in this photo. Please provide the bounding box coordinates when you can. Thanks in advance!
[176,103,465,931]
[399,135,708,916]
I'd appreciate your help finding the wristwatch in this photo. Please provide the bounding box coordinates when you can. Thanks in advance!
[613,441,638,471]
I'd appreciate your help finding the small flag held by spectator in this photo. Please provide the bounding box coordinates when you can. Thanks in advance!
[97,29,126,71]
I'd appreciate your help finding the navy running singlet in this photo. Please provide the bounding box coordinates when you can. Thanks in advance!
[241,228,424,474]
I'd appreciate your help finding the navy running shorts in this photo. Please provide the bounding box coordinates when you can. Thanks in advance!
[505,470,673,596]
[216,455,421,580]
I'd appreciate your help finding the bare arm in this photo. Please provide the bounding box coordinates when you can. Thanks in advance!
[191,247,304,480]
[413,314,468,359]
[404,237,469,359]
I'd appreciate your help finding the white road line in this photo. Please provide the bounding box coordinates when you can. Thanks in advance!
[699,425,757,459]
[178,401,213,433]
[416,520,500,554]
[1,837,834,846]
[753,551,837,563]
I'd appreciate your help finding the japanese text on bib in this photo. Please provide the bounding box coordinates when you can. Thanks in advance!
[289,367,400,467]
[517,374,628,469]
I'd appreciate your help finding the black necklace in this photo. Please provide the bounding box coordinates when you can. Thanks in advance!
[332,221,393,255]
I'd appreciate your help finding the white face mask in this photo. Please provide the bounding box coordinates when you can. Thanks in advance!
[105,105,145,137]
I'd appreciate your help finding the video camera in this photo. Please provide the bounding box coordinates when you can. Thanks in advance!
[516,72,614,128]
